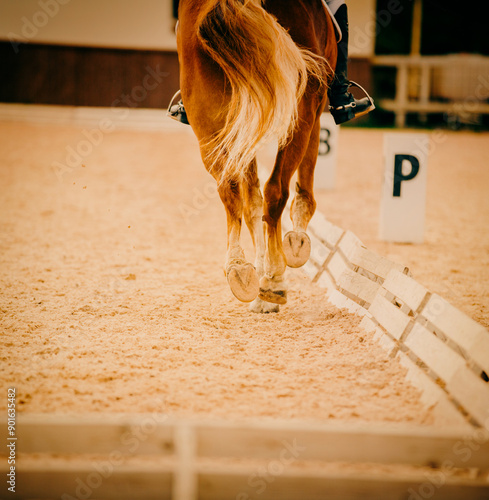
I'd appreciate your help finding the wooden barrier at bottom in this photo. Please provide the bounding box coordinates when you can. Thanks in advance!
[1,414,489,500]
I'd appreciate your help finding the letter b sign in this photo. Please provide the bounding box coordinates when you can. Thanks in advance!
[315,113,339,189]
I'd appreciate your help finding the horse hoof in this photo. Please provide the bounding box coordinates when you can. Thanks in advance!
[283,231,311,268]
[249,297,280,314]
[226,263,259,303]
[258,276,287,305]
[259,288,287,305]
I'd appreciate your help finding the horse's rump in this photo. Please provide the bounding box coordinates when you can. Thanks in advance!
[196,0,332,184]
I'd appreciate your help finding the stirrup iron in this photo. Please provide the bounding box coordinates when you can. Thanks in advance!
[167,90,190,125]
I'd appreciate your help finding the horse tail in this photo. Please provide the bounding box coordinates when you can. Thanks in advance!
[197,0,328,184]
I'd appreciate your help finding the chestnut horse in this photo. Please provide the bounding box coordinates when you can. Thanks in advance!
[177,0,337,312]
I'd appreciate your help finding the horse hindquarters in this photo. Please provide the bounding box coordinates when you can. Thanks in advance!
[178,0,334,307]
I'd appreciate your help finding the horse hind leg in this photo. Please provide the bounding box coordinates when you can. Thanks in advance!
[218,177,260,303]
[259,149,296,306]
[283,111,322,268]
[260,98,322,301]
[241,161,280,313]
[259,214,289,306]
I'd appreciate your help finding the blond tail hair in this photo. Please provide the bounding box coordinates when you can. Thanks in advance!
[198,0,329,184]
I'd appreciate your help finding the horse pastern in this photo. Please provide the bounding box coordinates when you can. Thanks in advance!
[249,297,280,314]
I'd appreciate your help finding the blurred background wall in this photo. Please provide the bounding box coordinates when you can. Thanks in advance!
[0,0,178,50]
[0,0,375,110]
[0,0,488,127]
[0,0,179,108]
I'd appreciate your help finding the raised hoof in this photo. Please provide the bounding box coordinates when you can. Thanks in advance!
[283,231,311,268]
[249,297,280,314]
[226,263,259,303]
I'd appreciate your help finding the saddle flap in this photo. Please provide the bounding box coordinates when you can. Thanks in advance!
[321,0,342,43]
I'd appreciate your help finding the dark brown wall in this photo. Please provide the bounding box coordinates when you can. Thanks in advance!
[0,41,372,109]
[0,42,180,109]
[348,57,373,96]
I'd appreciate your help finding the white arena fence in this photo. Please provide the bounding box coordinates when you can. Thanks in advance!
[279,200,489,431]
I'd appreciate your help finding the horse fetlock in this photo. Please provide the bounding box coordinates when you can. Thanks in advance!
[291,200,315,231]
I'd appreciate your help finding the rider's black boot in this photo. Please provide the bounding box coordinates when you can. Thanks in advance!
[328,4,375,125]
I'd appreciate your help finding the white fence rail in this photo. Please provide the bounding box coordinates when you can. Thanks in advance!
[278,198,489,431]
[373,54,489,127]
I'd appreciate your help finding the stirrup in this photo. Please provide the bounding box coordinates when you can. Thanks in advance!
[167,90,190,125]
[348,81,376,117]
[328,81,375,125]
